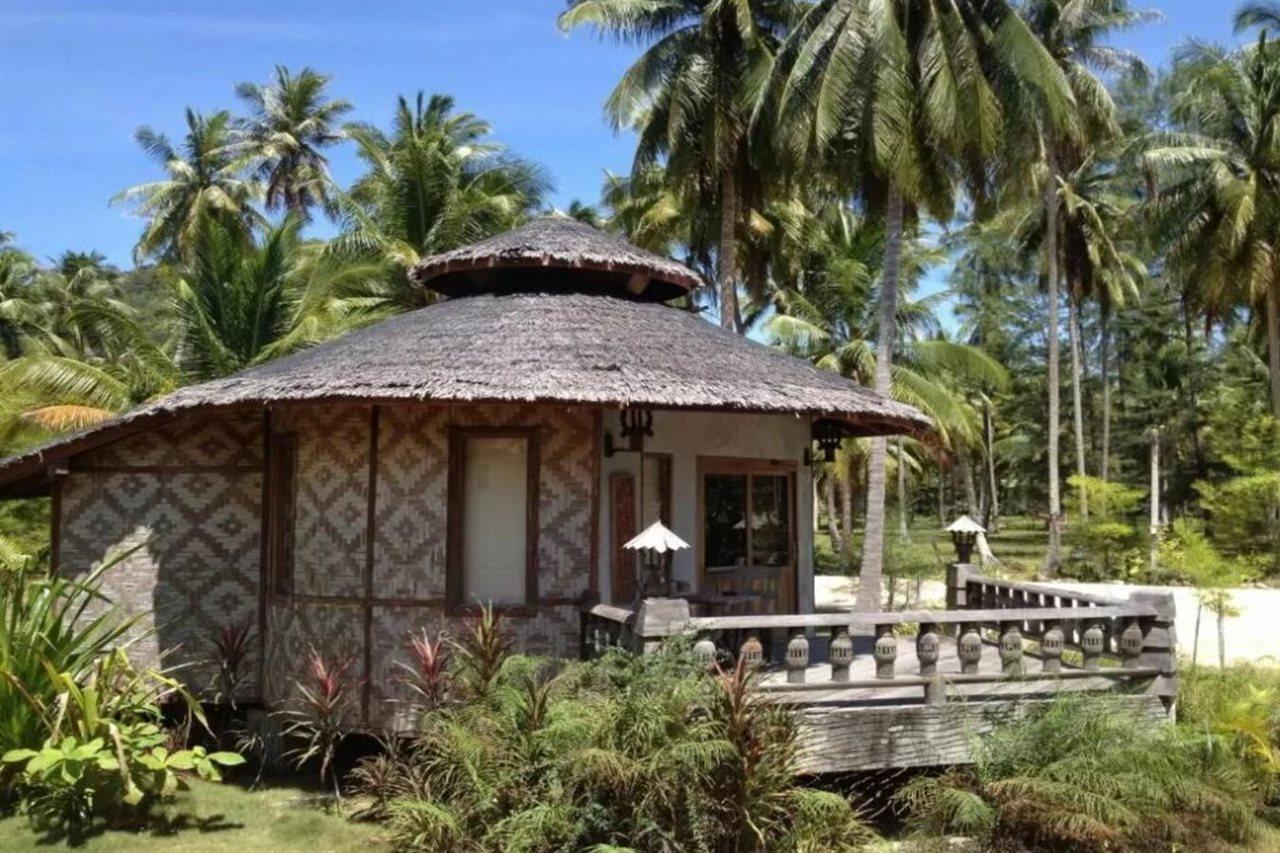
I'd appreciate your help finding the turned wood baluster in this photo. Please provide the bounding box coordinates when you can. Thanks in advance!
[1082,620,1105,671]
[786,632,809,684]
[739,634,764,669]
[830,629,854,683]
[1041,619,1064,673]
[957,623,983,675]
[916,623,940,677]
[1119,618,1143,669]
[693,636,717,672]
[873,624,897,679]
[999,622,1024,675]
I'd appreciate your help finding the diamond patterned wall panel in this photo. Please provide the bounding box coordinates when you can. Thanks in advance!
[81,413,261,468]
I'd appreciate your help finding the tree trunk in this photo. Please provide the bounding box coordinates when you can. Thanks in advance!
[1218,607,1226,670]
[1099,304,1112,483]
[839,468,854,557]
[984,401,1000,532]
[718,169,739,332]
[824,474,843,552]
[1149,427,1160,575]
[856,187,904,613]
[1067,293,1088,521]
[937,464,947,527]
[1043,153,1063,577]
[958,446,978,515]
[1192,601,1201,668]
[1268,285,1280,417]
[897,438,911,542]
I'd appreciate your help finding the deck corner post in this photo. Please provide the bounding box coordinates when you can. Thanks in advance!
[633,597,690,654]
[1129,590,1178,709]
[945,562,976,610]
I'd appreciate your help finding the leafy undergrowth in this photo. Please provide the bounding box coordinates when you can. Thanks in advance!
[0,777,384,852]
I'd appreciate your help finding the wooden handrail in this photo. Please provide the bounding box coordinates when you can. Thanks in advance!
[755,666,1163,693]
[684,604,1152,634]
[965,574,1130,607]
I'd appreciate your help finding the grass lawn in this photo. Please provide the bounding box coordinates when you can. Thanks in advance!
[816,515,1051,582]
[0,778,384,852]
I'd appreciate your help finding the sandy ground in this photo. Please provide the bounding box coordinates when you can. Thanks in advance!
[814,575,1280,665]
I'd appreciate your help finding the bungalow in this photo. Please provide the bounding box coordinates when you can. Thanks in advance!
[0,217,927,729]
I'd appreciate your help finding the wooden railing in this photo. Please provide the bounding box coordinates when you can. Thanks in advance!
[580,564,1177,707]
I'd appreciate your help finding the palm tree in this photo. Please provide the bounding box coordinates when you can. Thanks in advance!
[768,0,1073,609]
[113,109,264,263]
[235,66,352,221]
[1145,33,1279,415]
[332,93,550,313]
[559,0,804,331]
[1018,0,1152,570]
[0,235,39,358]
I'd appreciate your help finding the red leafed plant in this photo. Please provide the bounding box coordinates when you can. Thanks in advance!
[277,647,360,797]
[210,622,255,708]
[397,629,452,715]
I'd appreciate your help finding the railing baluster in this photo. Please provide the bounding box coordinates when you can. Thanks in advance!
[830,629,853,683]
[958,623,982,675]
[1082,620,1105,671]
[873,624,897,679]
[786,632,809,684]
[694,636,717,672]
[1119,618,1143,669]
[917,623,939,677]
[999,622,1024,675]
[1041,619,1064,673]
[739,633,763,668]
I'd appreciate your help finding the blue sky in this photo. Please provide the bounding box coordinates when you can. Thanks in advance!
[0,0,1250,270]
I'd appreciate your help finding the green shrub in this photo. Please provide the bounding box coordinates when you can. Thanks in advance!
[896,695,1269,852]
[352,630,875,852]
[1178,662,1280,805]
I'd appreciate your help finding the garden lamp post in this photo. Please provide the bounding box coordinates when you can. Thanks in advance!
[624,520,690,598]
[947,515,985,563]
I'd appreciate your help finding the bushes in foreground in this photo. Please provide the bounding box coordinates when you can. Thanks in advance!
[896,694,1272,852]
[349,609,874,852]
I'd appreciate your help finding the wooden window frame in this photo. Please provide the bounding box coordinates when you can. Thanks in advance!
[695,456,798,607]
[266,432,298,599]
[446,426,540,616]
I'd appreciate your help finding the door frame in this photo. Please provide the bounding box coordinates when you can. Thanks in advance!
[695,455,798,613]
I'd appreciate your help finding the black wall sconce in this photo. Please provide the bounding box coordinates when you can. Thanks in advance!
[604,408,654,457]
[803,418,848,465]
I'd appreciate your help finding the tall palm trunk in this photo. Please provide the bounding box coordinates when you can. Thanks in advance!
[1099,304,1112,483]
[856,187,903,613]
[1067,291,1088,521]
[718,169,738,332]
[958,447,978,514]
[1267,285,1280,418]
[897,438,911,542]
[1043,154,1063,577]
[824,474,843,551]
[839,468,854,556]
[984,401,1000,532]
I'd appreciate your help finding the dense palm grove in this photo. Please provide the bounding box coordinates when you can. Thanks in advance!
[1,2,1279,848]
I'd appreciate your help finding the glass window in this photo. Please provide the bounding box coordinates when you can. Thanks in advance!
[461,435,529,607]
[704,473,748,568]
[751,475,790,567]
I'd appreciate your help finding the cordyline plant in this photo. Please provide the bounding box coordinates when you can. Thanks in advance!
[397,628,452,716]
[209,622,255,709]
[276,647,360,798]
[451,603,511,701]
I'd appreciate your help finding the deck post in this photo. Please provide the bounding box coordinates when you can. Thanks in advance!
[999,622,1024,675]
[1041,620,1064,673]
[1129,590,1178,710]
[945,562,976,610]
[917,623,939,676]
[1081,620,1105,670]
[957,624,982,674]
[633,597,690,654]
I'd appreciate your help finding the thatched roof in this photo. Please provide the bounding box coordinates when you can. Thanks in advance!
[410,216,702,298]
[0,291,928,496]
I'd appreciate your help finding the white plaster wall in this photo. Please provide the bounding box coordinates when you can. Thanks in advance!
[597,410,814,613]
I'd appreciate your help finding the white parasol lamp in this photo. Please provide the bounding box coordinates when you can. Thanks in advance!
[625,521,689,596]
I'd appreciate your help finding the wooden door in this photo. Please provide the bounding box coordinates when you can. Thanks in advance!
[610,473,637,604]
[697,458,797,614]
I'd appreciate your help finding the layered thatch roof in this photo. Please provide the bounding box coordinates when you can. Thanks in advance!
[410,216,702,298]
[0,218,929,497]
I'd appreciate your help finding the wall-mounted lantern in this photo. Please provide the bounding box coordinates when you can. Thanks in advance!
[946,515,985,563]
[804,419,848,465]
[604,408,655,457]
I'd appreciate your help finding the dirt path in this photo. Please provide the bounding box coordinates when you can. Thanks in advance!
[814,575,1280,665]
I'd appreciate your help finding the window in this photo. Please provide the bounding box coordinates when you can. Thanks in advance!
[447,428,538,611]
[267,433,297,597]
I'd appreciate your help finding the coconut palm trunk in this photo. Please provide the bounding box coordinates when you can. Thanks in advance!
[984,401,1000,532]
[856,187,903,612]
[824,474,843,551]
[1100,304,1112,483]
[897,437,911,542]
[839,469,854,556]
[1267,285,1280,418]
[719,169,738,332]
[1044,155,1063,577]
[958,446,978,515]
[1067,291,1088,521]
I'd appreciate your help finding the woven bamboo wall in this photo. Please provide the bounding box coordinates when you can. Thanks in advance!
[264,402,597,728]
[57,414,263,700]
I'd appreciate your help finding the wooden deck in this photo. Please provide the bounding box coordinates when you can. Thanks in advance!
[581,565,1178,773]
